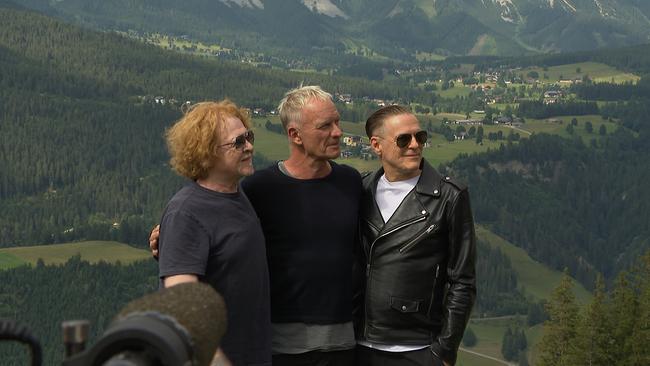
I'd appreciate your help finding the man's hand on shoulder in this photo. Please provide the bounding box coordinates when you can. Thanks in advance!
[149,224,160,258]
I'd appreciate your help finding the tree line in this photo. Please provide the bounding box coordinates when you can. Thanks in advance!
[0,256,159,366]
[447,124,650,289]
[537,252,650,366]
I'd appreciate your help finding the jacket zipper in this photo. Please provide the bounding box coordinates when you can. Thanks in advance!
[426,264,441,317]
[364,214,427,339]
[364,215,427,275]
[398,224,437,253]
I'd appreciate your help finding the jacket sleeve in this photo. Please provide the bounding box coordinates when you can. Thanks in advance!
[431,188,477,365]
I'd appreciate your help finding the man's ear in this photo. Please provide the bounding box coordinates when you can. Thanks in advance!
[287,125,302,145]
[370,136,382,157]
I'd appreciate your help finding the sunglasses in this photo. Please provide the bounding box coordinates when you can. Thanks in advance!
[394,130,428,148]
[218,130,255,150]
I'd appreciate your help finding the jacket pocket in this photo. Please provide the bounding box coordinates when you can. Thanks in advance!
[398,223,438,253]
[390,296,422,313]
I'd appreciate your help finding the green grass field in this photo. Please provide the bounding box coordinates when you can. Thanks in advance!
[457,348,506,366]
[422,112,468,123]
[414,50,445,61]
[436,84,473,98]
[340,121,367,136]
[460,225,594,365]
[521,62,639,84]
[422,123,523,167]
[477,225,592,304]
[463,316,540,365]
[145,33,227,54]
[0,241,151,269]
[520,115,617,141]
[0,251,26,270]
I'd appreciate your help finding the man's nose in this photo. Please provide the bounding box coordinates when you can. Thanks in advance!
[332,123,343,137]
[407,135,419,149]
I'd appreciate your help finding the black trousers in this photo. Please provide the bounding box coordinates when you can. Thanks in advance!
[272,349,356,366]
[357,346,444,366]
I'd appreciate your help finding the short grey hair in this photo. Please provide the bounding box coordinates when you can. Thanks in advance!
[277,85,333,131]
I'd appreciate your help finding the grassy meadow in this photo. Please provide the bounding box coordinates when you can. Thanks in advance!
[457,348,507,366]
[476,225,592,304]
[0,241,151,270]
[435,84,474,98]
[458,226,593,365]
[520,61,640,84]
[520,115,618,140]
[463,316,541,365]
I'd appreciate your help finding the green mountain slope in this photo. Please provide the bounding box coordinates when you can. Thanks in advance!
[449,131,650,287]
[477,225,591,304]
[0,3,422,248]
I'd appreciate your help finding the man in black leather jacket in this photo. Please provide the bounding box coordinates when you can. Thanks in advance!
[356,105,476,366]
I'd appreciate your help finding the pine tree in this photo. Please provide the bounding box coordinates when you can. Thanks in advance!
[609,271,638,365]
[566,123,575,135]
[527,301,547,326]
[599,124,607,135]
[518,351,530,366]
[515,328,527,352]
[537,270,579,366]
[501,327,515,361]
[566,274,611,365]
[626,251,650,366]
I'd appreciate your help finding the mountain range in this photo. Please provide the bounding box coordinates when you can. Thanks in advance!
[10,0,650,60]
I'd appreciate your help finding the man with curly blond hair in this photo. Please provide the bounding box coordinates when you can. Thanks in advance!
[157,100,271,366]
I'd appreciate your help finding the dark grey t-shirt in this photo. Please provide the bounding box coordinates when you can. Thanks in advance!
[158,181,271,366]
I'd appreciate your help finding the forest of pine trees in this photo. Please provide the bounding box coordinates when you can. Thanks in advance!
[536,253,650,366]
[0,257,158,365]
[448,114,650,288]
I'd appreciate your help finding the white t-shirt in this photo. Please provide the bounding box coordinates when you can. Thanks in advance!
[376,174,420,223]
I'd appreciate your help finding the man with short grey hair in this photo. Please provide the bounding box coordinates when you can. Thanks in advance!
[241,85,361,366]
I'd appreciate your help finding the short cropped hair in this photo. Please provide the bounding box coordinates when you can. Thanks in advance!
[365,105,412,138]
[165,100,251,180]
[277,85,332,131]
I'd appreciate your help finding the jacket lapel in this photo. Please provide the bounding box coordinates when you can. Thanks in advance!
[374,159,443,235]
[362,168,386,232]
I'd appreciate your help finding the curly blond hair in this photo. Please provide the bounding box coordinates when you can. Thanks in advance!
[165,100,251,180]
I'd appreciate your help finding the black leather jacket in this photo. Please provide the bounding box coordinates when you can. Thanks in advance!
[356,159,476,365]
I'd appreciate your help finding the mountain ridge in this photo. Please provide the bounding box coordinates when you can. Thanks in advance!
[10,0,650,60]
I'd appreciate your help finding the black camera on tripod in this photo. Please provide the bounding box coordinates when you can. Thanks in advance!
[1,283,226,366]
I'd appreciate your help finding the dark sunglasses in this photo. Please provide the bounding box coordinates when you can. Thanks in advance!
[395,130,428,148]
[218,130,255,150]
